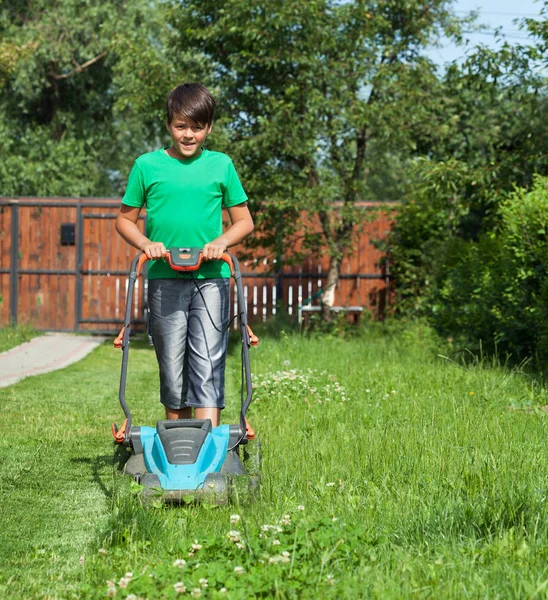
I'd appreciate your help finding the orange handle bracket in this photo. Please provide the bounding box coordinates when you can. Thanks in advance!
[112,418,128,443]
[114,326,125,349]
[245,417,256,440]
[247,325,259,346]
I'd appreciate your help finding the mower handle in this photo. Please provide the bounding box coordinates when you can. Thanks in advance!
[113,248,257,447]
[134,249,235,278]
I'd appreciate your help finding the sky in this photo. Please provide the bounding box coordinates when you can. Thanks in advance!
[429,0,545,66]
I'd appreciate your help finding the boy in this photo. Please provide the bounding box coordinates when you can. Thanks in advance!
[115,83,254,427]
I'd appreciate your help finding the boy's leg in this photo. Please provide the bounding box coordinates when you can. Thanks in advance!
[166,407,192,420]
[195,407,221,427]
[186,279,230,426]
[148,279,193,417]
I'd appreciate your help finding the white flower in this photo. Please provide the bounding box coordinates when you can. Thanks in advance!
[220,588,228,593]
[191,589,202,598]
[297,505,305,511]
[236,542,245,549]
[268,555,281,564]
[199,577,208,588]
[230,514,241,524]
[173,582,187,593]
[191,541,203,551]
[365,389,370,393]
[272,539,280,546]
[126,595,138,600]
[234,566,245,576]
[98,548,108,555]
[118,574,133,589]
[106,586,116,598]
[173,559,187,568]
[326,482,336,487]
[282,551,290,558]
[283,360,290,366]
[79,555,85,566]
[332,517,339,522]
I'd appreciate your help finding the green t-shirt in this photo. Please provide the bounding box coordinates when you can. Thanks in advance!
[122,148,248,279]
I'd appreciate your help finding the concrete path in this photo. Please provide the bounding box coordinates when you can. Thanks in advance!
[0,332,107,388]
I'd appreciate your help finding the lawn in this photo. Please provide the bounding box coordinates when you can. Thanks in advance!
[2,322,548,599]
[0,323,38,353]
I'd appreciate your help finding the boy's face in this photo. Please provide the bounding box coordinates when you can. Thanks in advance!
[166,114,212,159]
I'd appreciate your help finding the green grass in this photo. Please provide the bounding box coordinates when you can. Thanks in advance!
[0,323,38,353]
[2,323,548,598]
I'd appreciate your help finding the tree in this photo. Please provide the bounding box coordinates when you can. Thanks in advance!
[0,0,177,197]
[172,0,464,318]
[387,32,548,316]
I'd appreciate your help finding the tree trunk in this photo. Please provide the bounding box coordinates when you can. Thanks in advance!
[321,254,340,321]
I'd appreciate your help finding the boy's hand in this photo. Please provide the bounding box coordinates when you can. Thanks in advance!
[202,241,227,260]
[140,241,167,259]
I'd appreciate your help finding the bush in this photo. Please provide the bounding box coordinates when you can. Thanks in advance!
[430,176,548,364]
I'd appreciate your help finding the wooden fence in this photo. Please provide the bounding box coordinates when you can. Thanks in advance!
[0,198,394,332]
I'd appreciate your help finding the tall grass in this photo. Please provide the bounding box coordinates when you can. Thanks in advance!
[0,323,38,353]
[2,324,548,598]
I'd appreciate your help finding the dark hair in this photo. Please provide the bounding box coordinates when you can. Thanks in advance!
[166,83,216,125]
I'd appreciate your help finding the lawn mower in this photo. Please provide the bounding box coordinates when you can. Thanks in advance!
[112,247,259,503]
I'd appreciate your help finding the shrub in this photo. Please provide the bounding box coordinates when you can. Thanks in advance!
[430,176,548,364]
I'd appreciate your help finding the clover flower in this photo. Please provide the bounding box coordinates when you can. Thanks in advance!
[297,505,305,511]
[230,514,241,524]
[228,530,241,542]
[279,513,291,525]
[173,559,187,568]
[191,541,203,551]
[191,589,202,598]
[199,578,208,588]
[118,573,133,588]
[173,582,187,593]
[234,566,245,576]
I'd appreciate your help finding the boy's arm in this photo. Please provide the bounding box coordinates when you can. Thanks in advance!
[202,203,254,260]
[115,205,167,259]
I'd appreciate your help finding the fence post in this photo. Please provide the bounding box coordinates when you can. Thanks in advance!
[75,203,83,331]
[9,203,19,325]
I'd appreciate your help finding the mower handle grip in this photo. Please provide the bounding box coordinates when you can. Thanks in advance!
[135,249,234,277]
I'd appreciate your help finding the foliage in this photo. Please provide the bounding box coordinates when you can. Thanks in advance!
[387,31,548,318]
[0,0,176,197]
[430,176,548,365]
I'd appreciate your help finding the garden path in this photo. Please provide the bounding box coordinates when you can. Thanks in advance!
[0,333,106,388]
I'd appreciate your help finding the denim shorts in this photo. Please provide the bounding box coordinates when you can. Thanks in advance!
[147,278,230,410]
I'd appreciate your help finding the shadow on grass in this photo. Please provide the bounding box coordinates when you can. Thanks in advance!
[71,444,129,499]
